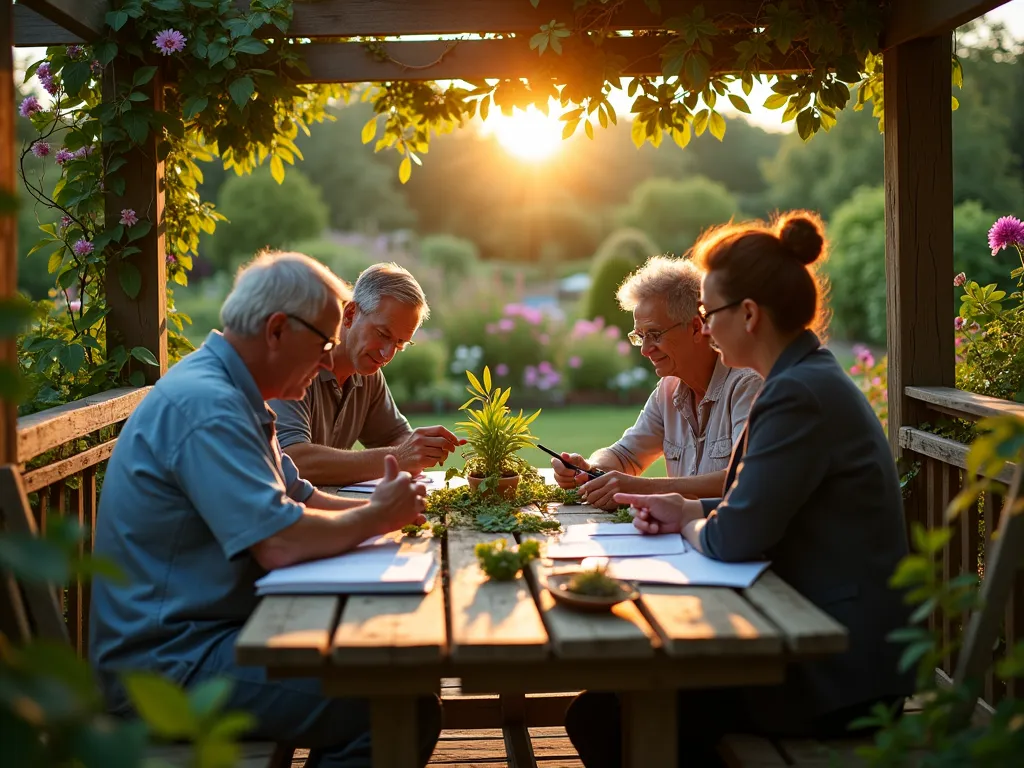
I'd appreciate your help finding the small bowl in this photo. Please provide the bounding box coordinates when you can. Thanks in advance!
[544,573,639,613]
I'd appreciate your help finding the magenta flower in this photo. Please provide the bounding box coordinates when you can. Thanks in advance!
[605,326,621,340]
[68,299,82,312]
[59,215,72,230]
[568,356,582,369]
[849,365,861,376]
[495,363,509,376]
[497,318,514,332]
[166,254,178,266]
[852,344,875,368]
[19,96,41,118]
[988,216,1024,255]
[953,272,966,287]
[55,148,75,165]
[154,29,187,56]
[36,62,51,80]
[954,316,965,331]
[538,361,553,375]
[66,45,84,59]
[120,209,138,227]
[31,142,50,158]
[72,238,94,257]
[524,366,538,387]
[617,341,631,356]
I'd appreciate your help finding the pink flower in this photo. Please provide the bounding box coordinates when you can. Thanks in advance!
[19,96,41,118]
[871,377,882,387]
[66,45,84,59]
[55,148,75,165]
[849,365,861,376]
[68,300,82,312]
[31,142,50,158]
[953,272,966,287]
[166,254,178,266]
[605,326,621,340]
[119,209,138,227]
[72,238,94,256]
[538,361,553,375]
[969,321,981,333]
[955,336,963,348]
[988,216,1024,255]
[497,318,514,332]
[73,145,93,159]
[568,356,582,369]
[154,29,187,56]
[495,363,509,376]
[524,366,538,387]
[617,341,631,356]
[954,316,965,330]
[60,215,72,230]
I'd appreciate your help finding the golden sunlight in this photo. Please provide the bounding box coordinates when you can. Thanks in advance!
[486,107,565,161]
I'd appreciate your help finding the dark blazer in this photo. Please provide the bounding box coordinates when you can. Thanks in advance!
[699,330,914,726]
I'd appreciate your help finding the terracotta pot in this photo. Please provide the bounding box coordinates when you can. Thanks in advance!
[467,473,520,500]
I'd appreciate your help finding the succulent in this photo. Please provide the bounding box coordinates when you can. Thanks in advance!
[567,566,622,598]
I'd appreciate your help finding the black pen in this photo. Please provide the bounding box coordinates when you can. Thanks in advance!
[537,444,606,479]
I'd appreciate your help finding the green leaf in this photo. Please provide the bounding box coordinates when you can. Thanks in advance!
[106,10,129,30]
[708,111,726,141]
[0,533,70,582]
[182,96,209,120]
[127,221,152,241]
[188,677,233,719]
[233,37,269,55]
[130,346,160,367]
[122,672,198,739]
[229,76,255,108]
[62,61,93,97]
[119,262,142,299]
[121,111,149,145]
[133,66,158,87]
[129,370,145,387]
[0,295,35,336]
[728,93,751,114]
[763,92,789,110]
[207,41,230,66]
[58,343,86,374]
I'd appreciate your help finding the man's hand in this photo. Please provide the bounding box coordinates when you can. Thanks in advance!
[551,452,591,489]
[367,455,428,534]
[578,471,646,511]
[394,426,465,474]
[612,492,704,535]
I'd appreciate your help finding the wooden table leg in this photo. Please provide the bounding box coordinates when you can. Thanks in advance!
[500,693,536,768]
[371,696,420,768]
[621,690,677,768]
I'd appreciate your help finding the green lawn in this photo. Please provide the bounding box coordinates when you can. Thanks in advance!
[404,405,667,477]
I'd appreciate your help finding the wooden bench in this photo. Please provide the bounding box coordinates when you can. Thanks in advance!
[0,388,293,767]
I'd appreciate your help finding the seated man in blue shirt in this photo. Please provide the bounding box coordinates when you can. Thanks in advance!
[89,251,442,768]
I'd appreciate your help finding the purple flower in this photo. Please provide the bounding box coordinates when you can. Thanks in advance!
[524,366,538,387]
[120,209,138,227]
[568,356,582,369]
[617,341,631,356]
[66,45,84,59]
[953,272,966,287]
[495,363,509,376]
[154,29,187,56]
[538,361,553,375]
[852,344,875,368]
[59,215,72,230]
[73,145,94,159]
[988,216,1024,255]
[954,316,965,331]
[36,62,51,80]
[31,142,50,158]
[41,76,59,96]
[166,254,178,266]
[72,238,94,257]
[19,96,41,118]
[55,148,75,165]
[91,60,102,75]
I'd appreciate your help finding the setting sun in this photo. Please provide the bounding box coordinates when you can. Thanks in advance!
[486,107,565,161]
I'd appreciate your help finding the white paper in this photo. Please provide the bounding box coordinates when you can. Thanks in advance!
[338,470,468,494]
[255,547,438,595]
[545,533,686,559]
[600,552,770,589]
[561,523,641,540]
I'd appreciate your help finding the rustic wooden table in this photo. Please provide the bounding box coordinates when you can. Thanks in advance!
[236,470,848,768]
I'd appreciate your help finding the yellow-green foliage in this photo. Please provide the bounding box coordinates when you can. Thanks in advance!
[456,366,541,478]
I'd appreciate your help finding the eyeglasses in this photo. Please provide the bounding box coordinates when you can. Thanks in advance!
[287,314,340,352]
[374,326,415,352]
[697,300,744,324]
[627,321,685,347]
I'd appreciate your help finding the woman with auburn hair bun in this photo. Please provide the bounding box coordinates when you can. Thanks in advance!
[563,212,915,768]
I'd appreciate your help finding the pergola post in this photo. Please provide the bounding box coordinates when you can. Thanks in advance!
[102,62,167,384]
[1,0,20,464]
[883,35,956,529]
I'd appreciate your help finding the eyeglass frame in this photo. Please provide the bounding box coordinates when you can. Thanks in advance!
[627,321,686,347]
[697,299,744,324]
[285,313,341,353]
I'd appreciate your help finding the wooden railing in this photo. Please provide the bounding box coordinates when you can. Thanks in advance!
[15,387,150,655]
[899,386,1023,706]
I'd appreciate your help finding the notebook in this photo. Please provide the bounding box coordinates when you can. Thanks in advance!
[255,544,439,595]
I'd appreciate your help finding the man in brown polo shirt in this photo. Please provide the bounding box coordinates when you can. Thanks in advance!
[269,262,463,486]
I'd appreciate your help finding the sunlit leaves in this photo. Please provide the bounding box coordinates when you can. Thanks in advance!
[529,20,571,56]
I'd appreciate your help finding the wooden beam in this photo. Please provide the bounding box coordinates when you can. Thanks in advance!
[274,0,758,38]
[883,35,955,532]
[293,35,813,84]
[16,0,105,41]
[884,0,1011,49]
[102,64,167,386]
[12,3,84,47]
[1,1,18,465]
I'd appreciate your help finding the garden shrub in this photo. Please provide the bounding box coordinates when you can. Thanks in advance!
[382,338,447,404]
[289,238,375,283]
[563,317,633,393]
[418,234,479,284]
[582,228,658,336]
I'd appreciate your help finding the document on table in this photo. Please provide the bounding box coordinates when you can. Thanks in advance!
[582,552,770,589]
[255,544,439,595]
[338,469,468,494]
[545,532,686,559]
[561,522,641,539]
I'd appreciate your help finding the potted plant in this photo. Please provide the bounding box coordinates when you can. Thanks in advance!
[456,365,541,500]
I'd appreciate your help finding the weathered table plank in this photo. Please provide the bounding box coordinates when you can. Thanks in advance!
[447,530,549,662]
[236,595,339,667]
[333,538,447,665]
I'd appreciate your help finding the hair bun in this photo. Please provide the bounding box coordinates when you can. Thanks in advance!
[778,214,824,265]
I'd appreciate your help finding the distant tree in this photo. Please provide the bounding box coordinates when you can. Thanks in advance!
[583,228,660,335]
[419,234,479,284]
[209,166,329,269]
[289,238,376,283]
[615,176,737,256]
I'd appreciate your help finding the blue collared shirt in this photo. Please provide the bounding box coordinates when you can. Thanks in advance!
[89,331,313,706]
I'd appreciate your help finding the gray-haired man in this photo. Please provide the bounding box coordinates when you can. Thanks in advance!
[270,262,463,487]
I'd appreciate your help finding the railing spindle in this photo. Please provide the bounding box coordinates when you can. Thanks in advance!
[940,464,960,675]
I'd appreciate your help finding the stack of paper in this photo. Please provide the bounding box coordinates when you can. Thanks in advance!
[591,554,770,589]
[338,470,468,494]
[255,544,439,595]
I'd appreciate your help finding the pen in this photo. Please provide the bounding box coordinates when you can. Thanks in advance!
[536,443,605,479]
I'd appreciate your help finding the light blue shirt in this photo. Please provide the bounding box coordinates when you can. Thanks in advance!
[89,331,313,708]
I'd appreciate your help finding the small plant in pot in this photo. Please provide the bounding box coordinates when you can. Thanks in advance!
[456,365,541,500]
